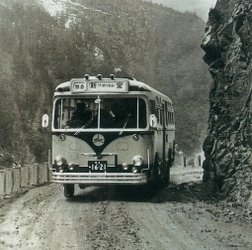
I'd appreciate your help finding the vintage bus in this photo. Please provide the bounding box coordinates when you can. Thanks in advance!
[42,74,175,197]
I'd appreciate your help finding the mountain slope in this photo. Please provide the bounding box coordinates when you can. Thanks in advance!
[0,0,210,165]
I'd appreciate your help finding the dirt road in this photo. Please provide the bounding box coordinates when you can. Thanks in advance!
[0,166,251,250]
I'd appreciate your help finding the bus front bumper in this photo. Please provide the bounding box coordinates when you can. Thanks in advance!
[51,172,148,185]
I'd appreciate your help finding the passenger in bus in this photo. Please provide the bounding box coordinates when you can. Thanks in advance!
[100,99,138,128]
[113,104,136,128]
[67,103,92,128]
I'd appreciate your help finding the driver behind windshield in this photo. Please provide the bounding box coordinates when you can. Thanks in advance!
[67,102,92,128]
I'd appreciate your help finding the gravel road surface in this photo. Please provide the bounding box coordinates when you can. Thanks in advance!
[0,166,251,250]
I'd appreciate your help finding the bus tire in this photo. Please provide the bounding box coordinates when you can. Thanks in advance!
[161,149,172,188]
[162,161,171,188]
[153,153,161,187]
[64,184,74,198]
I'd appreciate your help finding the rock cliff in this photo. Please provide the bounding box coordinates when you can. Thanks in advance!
[201,0,252,208]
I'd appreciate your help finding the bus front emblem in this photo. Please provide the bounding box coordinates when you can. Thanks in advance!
[92,134,105,147]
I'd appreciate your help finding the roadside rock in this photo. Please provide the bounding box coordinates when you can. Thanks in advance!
[201,0,252,209]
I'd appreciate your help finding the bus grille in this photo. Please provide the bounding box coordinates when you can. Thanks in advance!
[51,172,147,185]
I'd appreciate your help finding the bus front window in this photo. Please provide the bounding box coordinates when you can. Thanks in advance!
[54,97,147,130]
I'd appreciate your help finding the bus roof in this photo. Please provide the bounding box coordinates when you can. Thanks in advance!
[54,75,172,103]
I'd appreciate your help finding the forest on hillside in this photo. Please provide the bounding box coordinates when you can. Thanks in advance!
[0,0,211,166]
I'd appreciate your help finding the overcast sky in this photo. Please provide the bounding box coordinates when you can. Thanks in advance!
[149,0,217,21]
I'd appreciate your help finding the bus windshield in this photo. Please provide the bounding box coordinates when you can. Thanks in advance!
[54,97,147,130]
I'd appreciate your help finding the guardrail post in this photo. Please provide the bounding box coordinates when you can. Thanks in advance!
[198,155,202,167]
[4,169,13,195]
[12,168,21,192]
[21,166,29,187]
[0,170,5,197]
[29,164,38,186]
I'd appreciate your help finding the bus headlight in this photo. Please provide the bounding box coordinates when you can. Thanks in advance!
[68,163,74,171]
[132,155,143,167]
[122,163,129,170]
[58,166,64,173]
[55,156,64,166]
[132,166,138,174]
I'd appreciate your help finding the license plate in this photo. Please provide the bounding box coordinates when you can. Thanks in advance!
[88,161,107,172]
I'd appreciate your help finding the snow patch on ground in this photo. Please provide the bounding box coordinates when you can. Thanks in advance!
[40,0,66,16]
[39,0,108,16]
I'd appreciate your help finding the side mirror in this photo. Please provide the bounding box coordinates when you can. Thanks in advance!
[42,114,49,128]
[149,114,157,128]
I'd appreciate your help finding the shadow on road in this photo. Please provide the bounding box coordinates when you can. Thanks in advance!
[65,181,221,204]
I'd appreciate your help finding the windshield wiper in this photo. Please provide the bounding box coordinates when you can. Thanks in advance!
[74,119,93,135]
[119,114,131,135]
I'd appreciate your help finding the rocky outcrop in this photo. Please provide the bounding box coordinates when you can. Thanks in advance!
[201,0,252,208]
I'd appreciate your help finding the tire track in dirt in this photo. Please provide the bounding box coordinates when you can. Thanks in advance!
[0,175,251,250]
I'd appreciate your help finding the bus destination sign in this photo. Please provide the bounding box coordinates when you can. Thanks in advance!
[70,80,87,92]
[88,80,128,92]
[70,79,129,93]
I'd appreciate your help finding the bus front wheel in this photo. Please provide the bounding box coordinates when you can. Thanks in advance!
[64,184,74,198]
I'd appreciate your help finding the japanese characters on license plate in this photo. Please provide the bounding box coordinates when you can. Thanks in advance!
[88,161,107,172]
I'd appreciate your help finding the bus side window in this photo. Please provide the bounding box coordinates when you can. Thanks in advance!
[155,108,159,124]
[160,108,163,126]
[149,100,155,113]
[171,112,174,126]
[165,102,168,127]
